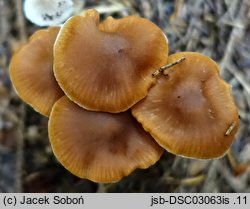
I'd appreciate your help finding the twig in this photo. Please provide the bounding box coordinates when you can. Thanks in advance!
[226,149,237,169]
[180,175,205,186]
[220,0,249,76]
[216,160,248,192]
[14,0,27,192]
[201,160,219,192]
[152,57,185,77]
[15,0,27,43]
[14,105,25,193]
[0,0,8,43]
[227,63,250,95]
[225,122,237,136]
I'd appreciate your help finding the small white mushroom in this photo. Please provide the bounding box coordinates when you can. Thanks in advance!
[23,0,74,26]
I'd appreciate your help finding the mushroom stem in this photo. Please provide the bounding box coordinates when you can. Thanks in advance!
[225,121,236,136]
[152,57,186,77]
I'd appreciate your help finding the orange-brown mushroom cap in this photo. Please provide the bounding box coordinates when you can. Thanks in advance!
[54,9,168,113]
[9,27,64,116]
[132,52,240,159]
[48,96,163,182]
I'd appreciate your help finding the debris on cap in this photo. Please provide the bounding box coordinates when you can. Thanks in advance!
[132,52,240,159]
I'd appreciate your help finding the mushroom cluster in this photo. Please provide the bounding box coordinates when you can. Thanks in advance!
[9,9,239,182]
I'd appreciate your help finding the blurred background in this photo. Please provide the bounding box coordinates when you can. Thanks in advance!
[0,0,250,192]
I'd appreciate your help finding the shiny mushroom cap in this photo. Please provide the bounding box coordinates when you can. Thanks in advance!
[54,9,168,113]
[49,96,163,182]
[9,27,64,116]
[132,52,240,159]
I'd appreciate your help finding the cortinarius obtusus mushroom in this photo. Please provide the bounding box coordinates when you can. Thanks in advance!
[9,27,64,116]
[49,96,163,182]
[54,9,168,113]
[132,52,240,159]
